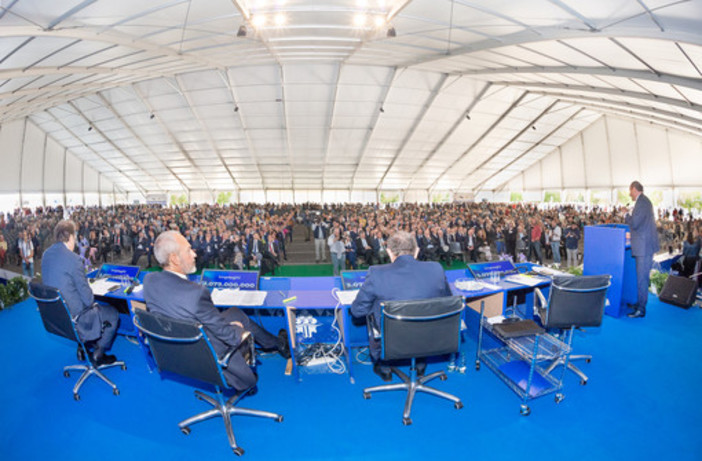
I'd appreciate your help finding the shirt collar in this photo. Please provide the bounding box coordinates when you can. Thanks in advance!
[165,269,188,280]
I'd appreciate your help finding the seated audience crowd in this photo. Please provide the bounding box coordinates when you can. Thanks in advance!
[0,201,698,276]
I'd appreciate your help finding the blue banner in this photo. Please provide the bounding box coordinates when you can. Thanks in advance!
[200,269,259,290]
[98,264,140,280]
[340,270,367,290]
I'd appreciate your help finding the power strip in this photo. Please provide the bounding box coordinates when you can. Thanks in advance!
[305,356,337,367]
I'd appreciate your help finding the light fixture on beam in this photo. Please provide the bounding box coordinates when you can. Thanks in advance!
[237,24,247,37]
[387,26,396,38]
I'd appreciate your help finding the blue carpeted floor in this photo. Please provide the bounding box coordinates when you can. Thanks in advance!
[1,295,701,461]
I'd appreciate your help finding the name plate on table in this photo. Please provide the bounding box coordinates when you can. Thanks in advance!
[467,260,518,280]
[97,263,140,281]
[340,270,367,290]
[200,269,259,290]
[211,288,267,306]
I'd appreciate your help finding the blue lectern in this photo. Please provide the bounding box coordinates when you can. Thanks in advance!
[583,224,637,317]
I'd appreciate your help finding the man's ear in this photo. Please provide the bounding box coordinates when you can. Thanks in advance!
[413,247,420,259]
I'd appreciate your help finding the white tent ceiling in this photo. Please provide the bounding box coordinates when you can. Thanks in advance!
[1,0,701,195]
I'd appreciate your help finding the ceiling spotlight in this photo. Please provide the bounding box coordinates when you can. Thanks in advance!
[87,125,93,131]
[274,13,286,26]
[387,26,396,38]
[149,113,155,119]
[234,105,239,112]
[354,13,367,27]
[252,14,266,28]
[465,114,471,120]
[374,16,385,27]
[379,106,385,113]
[532,125,536,130]
[237,25,247,37]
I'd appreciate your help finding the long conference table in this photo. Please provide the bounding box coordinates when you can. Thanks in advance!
[89,263,552,383]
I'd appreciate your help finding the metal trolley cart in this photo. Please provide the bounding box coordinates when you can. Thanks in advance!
[474,302,571,416]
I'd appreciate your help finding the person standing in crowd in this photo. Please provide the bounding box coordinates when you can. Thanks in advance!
[18,230,34,277]
[625,181,660,319]
[0,234,7,267]
[311,215,328,263]
[528,218,543,265]
[551,218,562,267]
[328,227,346,276]
[564,222,580,268]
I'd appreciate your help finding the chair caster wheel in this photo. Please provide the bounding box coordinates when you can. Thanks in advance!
[475,361,480,371]
[555,393,564,403]
[121,364,127,371]
[439,374,447,381]
[276,415,284,423]
[454,401,464,410]
[233,447,244,456]
[363,392,371,400]
[113,388,120,396]
[73,393,80,401]
[181,426,191,436]
[402,417,412,426]
[580,379,587,386]
[585,358,591,363]
[64,371,70,378]
[520,404,530,416]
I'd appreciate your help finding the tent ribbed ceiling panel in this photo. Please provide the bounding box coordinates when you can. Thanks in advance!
[0,0,701,194]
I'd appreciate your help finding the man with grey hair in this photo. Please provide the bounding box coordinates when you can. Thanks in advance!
[350,231,451,381]
[625,180,659,318]
[143,231,289,392]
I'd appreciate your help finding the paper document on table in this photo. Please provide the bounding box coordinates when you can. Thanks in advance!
[504,274,547,287]
[336,290,358,305]
[90,278,120,296]
[131,284,143,294]
[530,266,571,277]
[211,289,267,306]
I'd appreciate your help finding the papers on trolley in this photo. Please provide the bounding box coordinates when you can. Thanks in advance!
[335,290,359,305]
[530,265,571,277]
[211,288,267,306]
[90,278,120,296]
[503,274,548,287]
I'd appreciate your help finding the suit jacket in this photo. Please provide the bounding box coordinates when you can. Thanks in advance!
[143,271,244,357]
[351,254,452,333]
[41,242,101,341]
[625,193,660,257]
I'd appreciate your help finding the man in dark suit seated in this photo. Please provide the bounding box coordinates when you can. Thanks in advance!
[142,231,290,392]
[42,220,120,365]
[350,231,452,381]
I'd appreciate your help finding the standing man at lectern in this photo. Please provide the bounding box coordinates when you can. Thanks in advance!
[625,181,660,318]
[350,231,451,381]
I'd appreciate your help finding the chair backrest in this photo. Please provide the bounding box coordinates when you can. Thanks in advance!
[133,309,226,388]
[380,296,464,361]
[29,281,80,344]
[449,241,462,254]
[545,275,611,329]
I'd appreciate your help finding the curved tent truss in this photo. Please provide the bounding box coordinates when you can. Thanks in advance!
[0,0,700,203]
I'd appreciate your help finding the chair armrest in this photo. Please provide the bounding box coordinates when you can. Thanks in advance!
[366,314,381,340]
[219,331,252,368]
[534,287,547,309]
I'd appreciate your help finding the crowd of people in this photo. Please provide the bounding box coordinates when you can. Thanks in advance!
[0,200,698,278]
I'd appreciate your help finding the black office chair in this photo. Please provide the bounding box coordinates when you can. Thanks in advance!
[133,309,283,456]
[29,281,126,401]
[534,275,611,385]
[362,296,465,425]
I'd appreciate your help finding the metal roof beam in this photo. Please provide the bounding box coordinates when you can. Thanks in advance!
[350,67,398,185]
[428,90,528,191]
[173,75,240,190]
[95,91,190,193]
[457,99,560,190]
[377,73,449,189]
[404,81,491,190]
[477,107,585,192]
[131,84,215,196]
[321,62,342,189]
[452,65,702,91]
